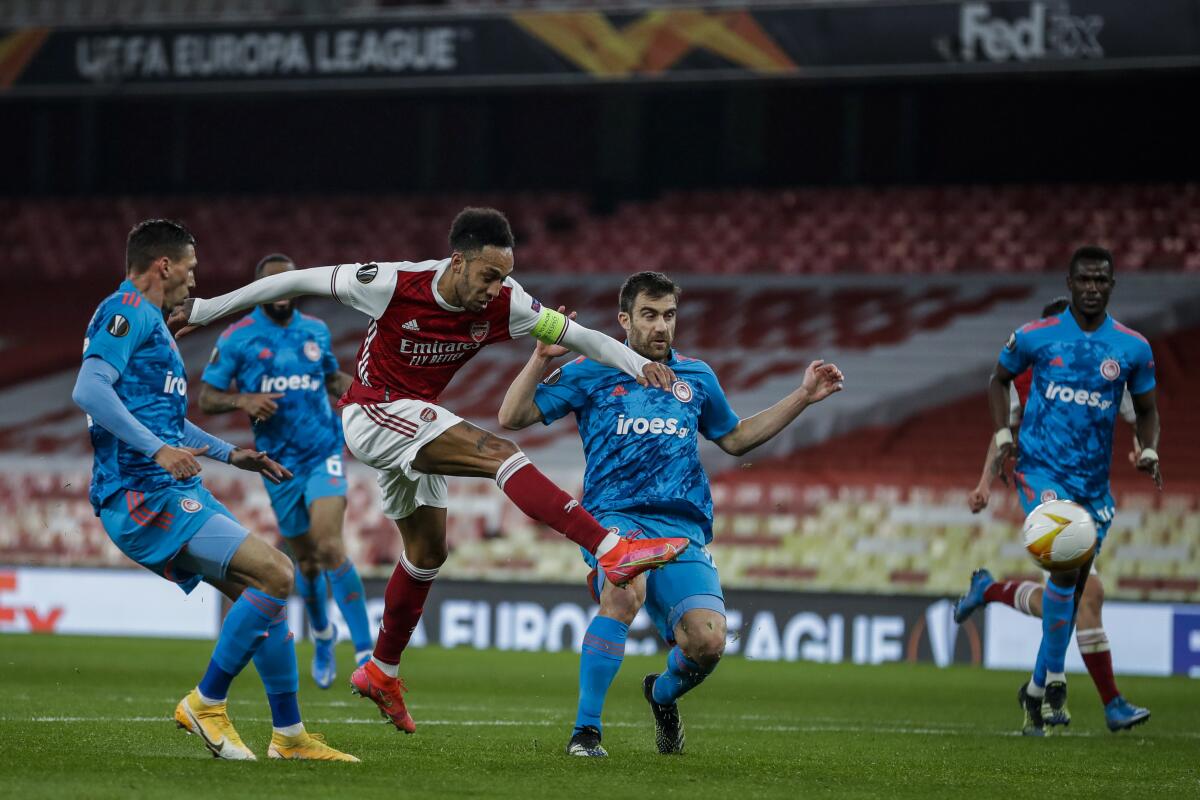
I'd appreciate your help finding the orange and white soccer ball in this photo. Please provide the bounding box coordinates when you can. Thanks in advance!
[1022,499,1097,571]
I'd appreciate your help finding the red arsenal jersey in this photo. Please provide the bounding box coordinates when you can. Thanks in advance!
[331,260,544,405]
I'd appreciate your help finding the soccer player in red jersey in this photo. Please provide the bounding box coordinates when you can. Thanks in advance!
[174,208,690,732]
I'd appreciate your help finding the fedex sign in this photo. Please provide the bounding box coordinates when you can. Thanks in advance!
[0,568,220,638]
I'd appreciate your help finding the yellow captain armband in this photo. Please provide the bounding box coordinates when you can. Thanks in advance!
[530,307,568,345]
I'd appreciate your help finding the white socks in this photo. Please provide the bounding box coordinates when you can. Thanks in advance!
[372,656,400,678]
[311,624,335,641]
[595,532,621,559]
[274,722,305,737]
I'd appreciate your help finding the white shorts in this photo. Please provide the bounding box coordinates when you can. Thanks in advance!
[342,400,462,520]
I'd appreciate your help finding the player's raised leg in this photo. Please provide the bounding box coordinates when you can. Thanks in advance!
[412,420,689,584]
[567,573,645,757]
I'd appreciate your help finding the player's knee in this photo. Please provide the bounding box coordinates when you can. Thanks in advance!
[685,631,725,671]
[315,535,346,570]
[487,435,520,465]
[406,540,448,570]
[262,550,295,598]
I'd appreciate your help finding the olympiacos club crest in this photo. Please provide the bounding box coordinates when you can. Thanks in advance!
[304,341,321,361]
[1100,358,1120,381]
[671,380,693,403]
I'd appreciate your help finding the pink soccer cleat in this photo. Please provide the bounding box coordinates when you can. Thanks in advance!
[597,535,689,586]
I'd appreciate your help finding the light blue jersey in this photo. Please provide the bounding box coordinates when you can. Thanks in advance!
[83,280,197,513]
[202,307,344,474]
[534,350,739,546]
[999,310,1155,500]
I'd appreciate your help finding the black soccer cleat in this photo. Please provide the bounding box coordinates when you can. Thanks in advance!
[1017,681,1045,737]
[643,673,685,754]
[566,725,608,757]
[1041,680,1071,730]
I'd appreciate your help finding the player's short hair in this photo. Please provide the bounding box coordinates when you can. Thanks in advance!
[255,252,294,279]
[1069,245,1114,277]
[449,207,515,256]
[126,219,195,274]
[1041,296,1070,317]
[619,271,681,315]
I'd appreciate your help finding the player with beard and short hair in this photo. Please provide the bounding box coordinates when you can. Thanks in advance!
[73,220,356,761]
[171,207,691,734]
[199,253,373,689]
[954,246,1162,736]
[498,271,844,757]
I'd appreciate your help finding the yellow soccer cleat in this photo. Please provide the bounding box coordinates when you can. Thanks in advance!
[267,731,360,762]
[174,689,257,760]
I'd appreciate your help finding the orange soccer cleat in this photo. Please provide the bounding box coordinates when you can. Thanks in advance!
[597,534,689,586]
[350,660,416,733]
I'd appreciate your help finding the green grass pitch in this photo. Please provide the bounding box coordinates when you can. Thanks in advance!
[2,634,1198,799]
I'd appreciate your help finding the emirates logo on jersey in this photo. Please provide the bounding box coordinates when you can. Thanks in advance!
[1100,358,1121,381]
[304,341,321,362]
[470,321,490,343]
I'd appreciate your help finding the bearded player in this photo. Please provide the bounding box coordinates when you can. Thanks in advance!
[953,246,1161,735]
[73,219,356,761]
[499,272,844,756]
[200,253,373,688]
[173,207,690,733]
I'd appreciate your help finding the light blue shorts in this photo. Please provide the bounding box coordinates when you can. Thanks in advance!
[264,453,349,538]
[100,484,248,593]
[1014,469,1115,548]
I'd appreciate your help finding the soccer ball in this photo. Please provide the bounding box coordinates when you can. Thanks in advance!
[1022,499,1097,571]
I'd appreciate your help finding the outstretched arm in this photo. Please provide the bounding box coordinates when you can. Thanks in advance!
[183,267,338,328]
[715,360,844,457]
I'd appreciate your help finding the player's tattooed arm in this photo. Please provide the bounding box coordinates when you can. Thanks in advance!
[1131,389,1163,489]
[986,363,1019,484]
[716,360,844,457]
[198,383,284,423]
[325,370,353,398]
[498,306,576,430]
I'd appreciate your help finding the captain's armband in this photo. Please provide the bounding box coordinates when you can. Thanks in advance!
[530,307,568,345]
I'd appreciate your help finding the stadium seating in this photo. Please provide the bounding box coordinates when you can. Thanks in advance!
[3,464,1196,601]
[3,184,1199,284]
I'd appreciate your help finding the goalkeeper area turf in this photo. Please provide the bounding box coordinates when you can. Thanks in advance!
[3,634,1198,799]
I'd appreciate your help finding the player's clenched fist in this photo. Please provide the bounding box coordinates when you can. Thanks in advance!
[801,360,845,403]
[230,448,293,485]
[154,444,208,480]
[638,361,676,390]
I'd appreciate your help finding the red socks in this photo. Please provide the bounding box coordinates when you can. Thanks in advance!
[1077,628,1121,704]
[495,453,608,553]
[983,579,1040,616]
[372,553,437,666]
